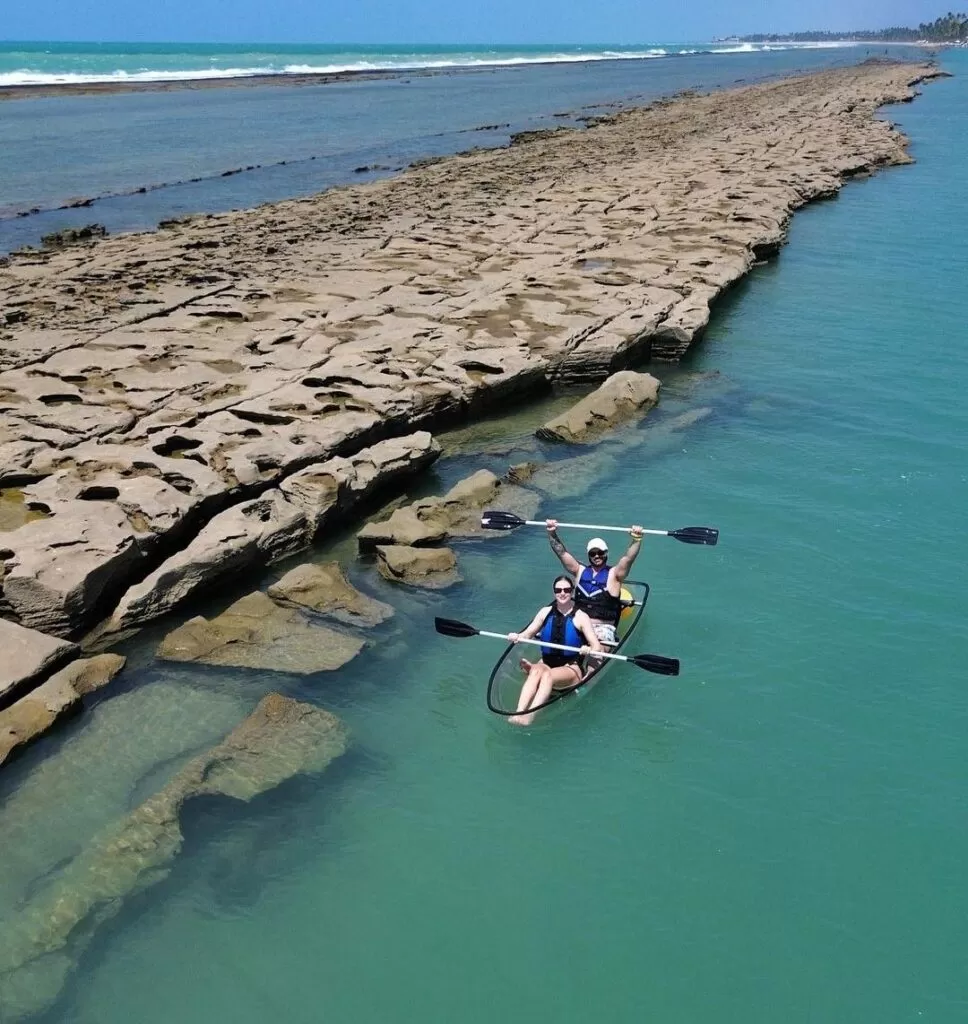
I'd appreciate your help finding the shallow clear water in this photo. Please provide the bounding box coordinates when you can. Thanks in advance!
[1,49,966,1024]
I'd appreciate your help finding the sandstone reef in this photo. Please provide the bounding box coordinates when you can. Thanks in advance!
[0,62,944,718]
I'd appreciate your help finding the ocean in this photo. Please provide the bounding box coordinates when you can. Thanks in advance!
[0,39,878,87]
[1,42,967,1024]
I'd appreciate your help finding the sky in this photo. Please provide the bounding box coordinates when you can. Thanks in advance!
[1,0,956,44]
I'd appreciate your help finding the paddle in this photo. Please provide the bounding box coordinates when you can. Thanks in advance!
[481,510,718,546]
[434,617,680,676]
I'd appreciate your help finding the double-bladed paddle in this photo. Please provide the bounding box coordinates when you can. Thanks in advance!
[480,510,718,546]
[434,617,680,676]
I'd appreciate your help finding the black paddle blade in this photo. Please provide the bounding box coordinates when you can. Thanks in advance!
[434,617,480,639]
[669,526,719,546]
[630,653,681,676]
[480,509,526,531]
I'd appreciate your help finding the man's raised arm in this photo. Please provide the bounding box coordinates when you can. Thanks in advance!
[547,519,581,574]
[613,525,644,582]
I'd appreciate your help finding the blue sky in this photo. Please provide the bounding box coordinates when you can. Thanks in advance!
[2,0,956,43]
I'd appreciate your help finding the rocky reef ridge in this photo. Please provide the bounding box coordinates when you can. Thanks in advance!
[0,62,945,719]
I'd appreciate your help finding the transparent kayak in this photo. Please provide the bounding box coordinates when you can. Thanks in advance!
[485,580,650,718]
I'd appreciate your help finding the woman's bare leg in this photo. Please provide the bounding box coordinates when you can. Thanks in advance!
[509,664,546,725]
[549,664,584,691]
[511,666,563,726]
[509,663,582,726]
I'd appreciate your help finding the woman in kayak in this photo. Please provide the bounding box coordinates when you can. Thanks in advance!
[506,575,603,726]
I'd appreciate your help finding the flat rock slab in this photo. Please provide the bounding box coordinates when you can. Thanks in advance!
[376,545,461,588]
[358,468,539,550]
[267,561,393,627]
[0,620,78,705]
[0,654,126,768]
[280,431,441,533]
[155,591,364,673]
[107,488,309,633]
[536,370,660,444]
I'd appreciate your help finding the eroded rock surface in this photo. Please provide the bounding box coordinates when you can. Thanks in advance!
[106,489,309,632]
[0,654,126,767]
[156,591,364,673]
[0,620,78,707]
[0,64,942,639]
[279,430,440,531]
[376,544,460,588]
[536,370,660,443]
[358,469,539,550]
[0,693,347,1022]
[100,432,438,634]
[268,561,393,627]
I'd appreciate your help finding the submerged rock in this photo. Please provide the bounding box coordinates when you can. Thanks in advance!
[505,462,540,485]
[375,544,460,588]
[267,561,393,627]
[0,693,347,1022]
[156,591,364,673]
[536,370,660,444]
[514,404,712,500]
[525,450,621,500]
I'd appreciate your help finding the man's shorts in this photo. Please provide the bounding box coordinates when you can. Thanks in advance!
[590,621,618,647]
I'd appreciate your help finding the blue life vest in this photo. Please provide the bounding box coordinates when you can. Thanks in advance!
[576,566,622,625]
[539,607,583,667]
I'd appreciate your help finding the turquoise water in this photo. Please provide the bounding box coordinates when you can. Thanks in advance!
[0,40,868,86]
[2,52,966,1024]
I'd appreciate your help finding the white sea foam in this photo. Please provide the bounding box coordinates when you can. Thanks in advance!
[709,40,860,53]
[0,67,286,87]
[0,42,864,89]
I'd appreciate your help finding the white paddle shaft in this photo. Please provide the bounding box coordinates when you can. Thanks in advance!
[524,519,663,536]
[477,630,630,663]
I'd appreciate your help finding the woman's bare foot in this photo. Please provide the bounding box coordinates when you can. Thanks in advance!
[508,712,536,727]
[519,658,533,673]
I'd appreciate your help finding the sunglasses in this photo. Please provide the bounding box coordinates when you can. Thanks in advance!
[553,585,573,594]
[588,549,606,557]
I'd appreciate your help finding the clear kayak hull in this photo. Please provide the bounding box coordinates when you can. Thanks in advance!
[485,580,650,718]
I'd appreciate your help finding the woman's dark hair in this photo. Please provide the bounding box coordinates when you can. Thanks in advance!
[553,574,574,591]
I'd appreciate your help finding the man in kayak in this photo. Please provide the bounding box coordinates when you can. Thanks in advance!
[546,518,645,650]
[507,574,602,726]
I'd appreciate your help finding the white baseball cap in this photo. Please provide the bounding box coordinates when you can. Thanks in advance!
[586,537,608,554]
